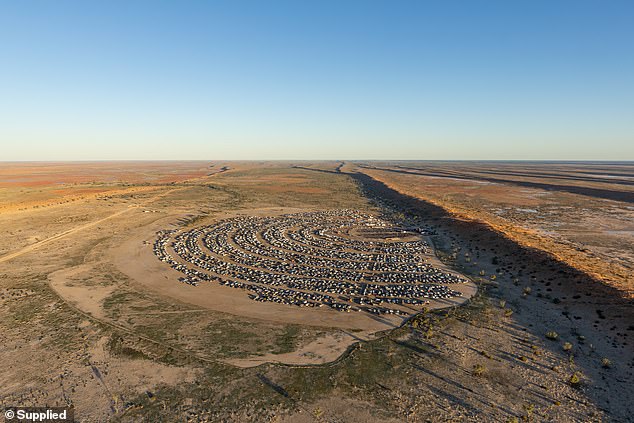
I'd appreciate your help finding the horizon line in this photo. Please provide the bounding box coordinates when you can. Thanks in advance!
[1,159,634,164]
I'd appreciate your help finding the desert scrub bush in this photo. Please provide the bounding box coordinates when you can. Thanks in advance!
[504,308,514,317]
[490,274,497,281]
[523,403,535,420]
[480,350,492,359]
[499,299,506,308]
[562,342,573,352]
[479,270,486,276]
[568,372,583,388]
[472,363,486,377]
[523,287,532,295]
[601,357,612,368]
[545,331,559,340]
[506,416,519,423]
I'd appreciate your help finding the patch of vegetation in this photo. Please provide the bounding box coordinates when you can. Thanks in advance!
[103,291,134,311]
[472,363,486,377]
[271,325,301,354]
[568,371,583,388]
[545,331,559,340]
[107,334,151,360]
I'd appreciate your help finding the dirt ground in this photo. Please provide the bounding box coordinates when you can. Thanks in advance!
[0,161,632,422]
[357,162,634,297]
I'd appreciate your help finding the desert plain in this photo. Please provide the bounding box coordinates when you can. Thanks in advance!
[0,161,632,422]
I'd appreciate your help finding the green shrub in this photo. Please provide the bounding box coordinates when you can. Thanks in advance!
[568,372,583,387]
[472,363,486,376]
[545,331,558,340]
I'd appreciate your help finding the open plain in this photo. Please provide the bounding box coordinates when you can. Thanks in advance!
[0,161,633,422]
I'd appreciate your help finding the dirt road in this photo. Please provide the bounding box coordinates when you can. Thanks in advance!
[0,187,177,264]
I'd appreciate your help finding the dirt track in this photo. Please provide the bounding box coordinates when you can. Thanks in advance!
[0,187,178,265]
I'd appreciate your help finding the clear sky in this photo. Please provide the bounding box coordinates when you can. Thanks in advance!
[1,1,633,161]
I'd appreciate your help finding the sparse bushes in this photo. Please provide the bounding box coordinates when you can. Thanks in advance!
[545,331,559,340]
[504,308,514,317]
[480,350,492,359]
[562,342,573,352]
[523,403,535,420]
[601,357,612,368]
[472,363,486,377]
[568,372,583,387]
[523,287,532,295]
[479,270,486,276]
[499,299,506,308]
[489,274,497,281]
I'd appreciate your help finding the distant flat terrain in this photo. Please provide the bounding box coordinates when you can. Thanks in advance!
[0,161,631,422]
[357,161,634,297]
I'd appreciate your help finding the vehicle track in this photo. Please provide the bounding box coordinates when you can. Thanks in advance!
[0,187,177,264]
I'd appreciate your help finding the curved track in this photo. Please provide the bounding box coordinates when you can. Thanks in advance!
[154,210,469,318]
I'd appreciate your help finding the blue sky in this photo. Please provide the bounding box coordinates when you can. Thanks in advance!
[1,1,633,160]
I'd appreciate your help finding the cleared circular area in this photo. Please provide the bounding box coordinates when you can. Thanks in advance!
[153,210,469,317]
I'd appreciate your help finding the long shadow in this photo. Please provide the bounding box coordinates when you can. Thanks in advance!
[257,373,289,398]
[395,165,634,187]
[392,338,435,356]
[348,171,634,421]
[362,165,634,203]
[413,363,520,414]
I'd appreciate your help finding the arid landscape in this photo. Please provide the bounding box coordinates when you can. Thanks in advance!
[1,161,632,422]
[3,2,632,421]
